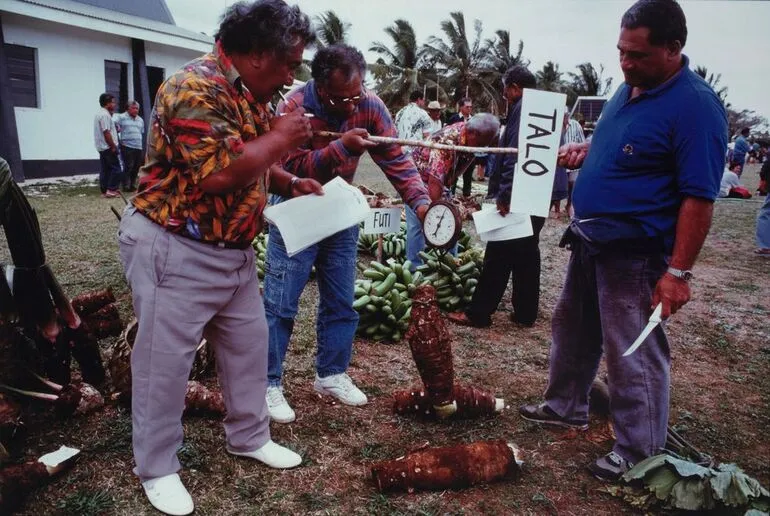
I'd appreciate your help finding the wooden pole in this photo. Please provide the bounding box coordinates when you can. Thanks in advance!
[313,131,518,154]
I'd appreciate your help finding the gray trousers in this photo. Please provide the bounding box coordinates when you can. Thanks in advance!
[544,241,670,463]
[118,207,270,481]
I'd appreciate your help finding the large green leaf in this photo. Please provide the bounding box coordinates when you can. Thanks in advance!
[670,477,715,511]
[623,454,670,481]
[665,456,712,479]
[645,467,681,501]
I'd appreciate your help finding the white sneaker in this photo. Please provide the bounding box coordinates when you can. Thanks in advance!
[141,473,194,516]
[313,373,368,406]
[227,440,302,469]
[266,385,296,423]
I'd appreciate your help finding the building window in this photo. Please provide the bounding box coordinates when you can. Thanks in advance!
[104,60,128,111]
[4,44,38,108]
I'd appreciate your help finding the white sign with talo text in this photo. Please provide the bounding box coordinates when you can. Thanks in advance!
[509,89,567,218]
[363,207,402,235]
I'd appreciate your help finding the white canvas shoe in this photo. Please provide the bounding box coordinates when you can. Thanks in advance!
[266,386,296,423]
[227,440,302,469]
[313,373,368,406]
[141,473,194,516]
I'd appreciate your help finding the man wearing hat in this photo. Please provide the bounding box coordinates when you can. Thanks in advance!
[426,101,443,134]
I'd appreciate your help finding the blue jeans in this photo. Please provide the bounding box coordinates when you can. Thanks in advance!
[543,239,669,463]
[99,149,123,193]
[757,194,770,249]
[404,204,457,271]
[264,223,359,386]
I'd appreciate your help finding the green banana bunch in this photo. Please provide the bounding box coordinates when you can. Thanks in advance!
[414,248,484,312]
[353,259,425,342]
[252,233,269,279]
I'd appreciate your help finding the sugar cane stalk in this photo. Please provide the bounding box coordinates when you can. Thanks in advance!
[313,131,519,154]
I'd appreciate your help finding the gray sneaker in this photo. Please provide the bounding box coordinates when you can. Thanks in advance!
[519,402,589,430]
[587,451,634,482]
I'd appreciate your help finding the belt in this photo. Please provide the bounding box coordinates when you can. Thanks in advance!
[177,233,252,250]
[133,208,254,250]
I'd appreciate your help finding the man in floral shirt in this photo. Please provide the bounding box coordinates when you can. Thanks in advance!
[405,114,500,269]
[117,2,319,514]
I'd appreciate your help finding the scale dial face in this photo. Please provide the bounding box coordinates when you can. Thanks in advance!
[423,202,459,249]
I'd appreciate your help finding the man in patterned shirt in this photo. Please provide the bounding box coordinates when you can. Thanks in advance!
[394,90,433,154]
[263,44,431,424]
[117,2,319,514]
[405,114,500,270]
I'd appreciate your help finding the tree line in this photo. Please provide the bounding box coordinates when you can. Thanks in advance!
[309,10,767,135]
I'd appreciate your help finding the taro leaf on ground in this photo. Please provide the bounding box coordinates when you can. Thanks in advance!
[620,454,770,514]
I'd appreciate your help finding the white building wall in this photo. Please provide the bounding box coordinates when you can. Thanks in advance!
[4,14,207,164]
[145,40,203,89]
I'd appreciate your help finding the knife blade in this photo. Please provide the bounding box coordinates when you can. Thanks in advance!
[622,303,663,357]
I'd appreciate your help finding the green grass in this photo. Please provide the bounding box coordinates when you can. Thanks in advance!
[4,162,769,515]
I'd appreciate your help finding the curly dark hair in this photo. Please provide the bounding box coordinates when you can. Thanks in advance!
[311,44,367,87]
[215,0,315,56]
[99,93,115,107]
[621,0,687,47]
[502,66,536,89]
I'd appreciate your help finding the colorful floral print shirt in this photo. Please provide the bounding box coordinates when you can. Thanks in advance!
[133,43,271,244]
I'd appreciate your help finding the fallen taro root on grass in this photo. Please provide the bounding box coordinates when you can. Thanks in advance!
[0,445,80,514]
[0,374,103,418]
[70,288,116,317]
[184,381,226,417]
[392,384,504,420]
[371,440,523,493]
[404,285,456,418]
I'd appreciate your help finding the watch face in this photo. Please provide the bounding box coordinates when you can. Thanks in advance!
[423,204,457,247]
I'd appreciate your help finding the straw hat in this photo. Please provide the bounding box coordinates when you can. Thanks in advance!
[427,101,442,110]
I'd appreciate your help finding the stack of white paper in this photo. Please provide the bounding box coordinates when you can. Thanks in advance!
[263,176,370,256]
[472,203,533,242]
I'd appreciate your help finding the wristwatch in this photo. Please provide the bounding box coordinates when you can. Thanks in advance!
[289,176,301,195]
[667,267,693,281]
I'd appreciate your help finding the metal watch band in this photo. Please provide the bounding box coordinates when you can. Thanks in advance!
[667,267,693,281]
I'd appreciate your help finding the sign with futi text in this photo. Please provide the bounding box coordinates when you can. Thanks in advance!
[363,207,402,235]
[509,89,567,218]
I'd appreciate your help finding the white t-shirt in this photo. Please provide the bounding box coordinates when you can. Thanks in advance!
[94,108,118,152]
[394,103,433,141]
[719,169,741,197]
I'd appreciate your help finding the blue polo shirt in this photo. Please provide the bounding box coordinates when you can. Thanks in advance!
[572,55,727,253]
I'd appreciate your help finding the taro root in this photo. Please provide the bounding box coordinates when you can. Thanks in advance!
[81,303,123,339]
[0,445,80,513]
[0,379,104,418]
[70,289,116,317]
[404,285,456,418]
[184,381,225,417]
[0,393,23,444]
[392,384,504,420]
[371,440,522,493]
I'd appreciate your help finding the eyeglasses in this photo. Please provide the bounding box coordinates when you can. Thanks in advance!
[326,88,366,106]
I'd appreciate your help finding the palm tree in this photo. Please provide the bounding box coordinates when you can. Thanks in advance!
[567,62,613,106]
[481,30,526,112]
[369,19,440,109]
[420,12,499,113]
[536,61,566,93]
[694,65,728,105]
[484,30,525,75]
[314,10,350,47]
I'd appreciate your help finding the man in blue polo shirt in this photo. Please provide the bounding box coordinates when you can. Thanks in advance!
[519,0,727,482]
